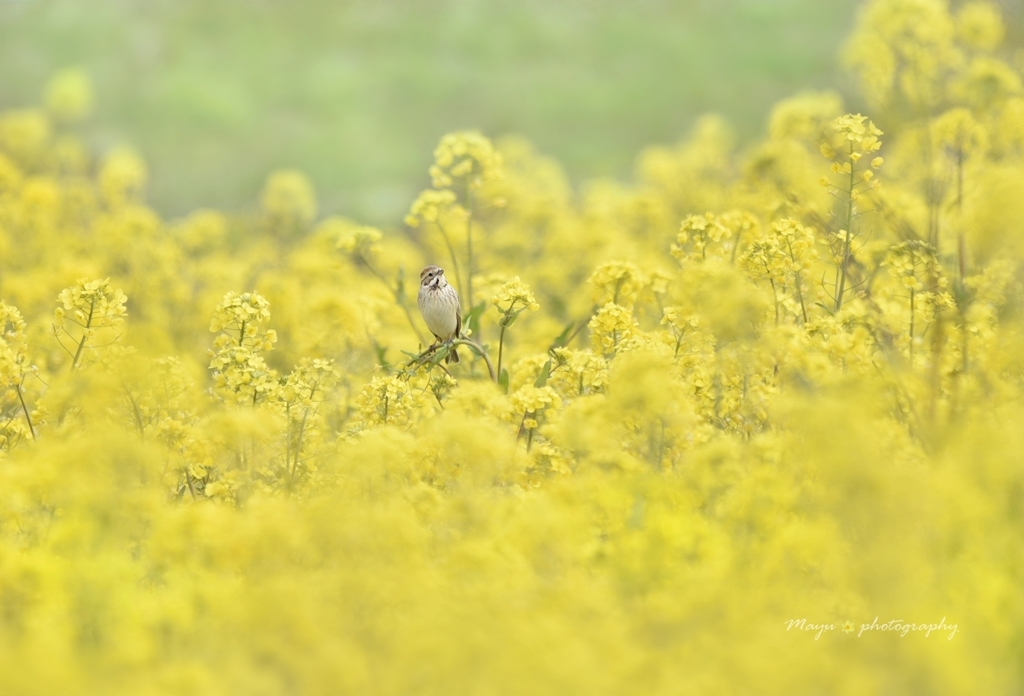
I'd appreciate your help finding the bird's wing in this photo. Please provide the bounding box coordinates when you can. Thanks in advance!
[455,303,462,339]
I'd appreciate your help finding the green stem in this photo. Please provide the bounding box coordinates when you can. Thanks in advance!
[497,320,508,377]
[122,383,145,437]
[769,277,779,326]
[289,409,310,493]
[184,470,197,500]
[956,150,966,282]
[516,409,531,442]
[909,287,915,364]
[71,299,96,370]
[285,403,293,485]
[834,142,856,313]
[452,338,496,381]
[466,186,475,314]
[436,220,465,306]
[362,261,426,344]
[785,238,809,324]
[17,379,36,441]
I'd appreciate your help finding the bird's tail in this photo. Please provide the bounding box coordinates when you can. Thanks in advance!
[446,345,460,364]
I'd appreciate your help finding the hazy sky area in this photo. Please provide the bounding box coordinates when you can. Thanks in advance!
[3,0,869,223]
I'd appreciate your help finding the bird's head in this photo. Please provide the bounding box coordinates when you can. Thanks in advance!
[420,265,445,288]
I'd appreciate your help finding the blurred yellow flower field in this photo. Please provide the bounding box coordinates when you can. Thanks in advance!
[1,0,1023,693]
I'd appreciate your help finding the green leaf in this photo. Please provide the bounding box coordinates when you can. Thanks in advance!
[550,321,575,349]
[374,344,390,369]
[534,360,551,388]
[498,368,510,394]
[463,301,488,336]
[428,347,448,366]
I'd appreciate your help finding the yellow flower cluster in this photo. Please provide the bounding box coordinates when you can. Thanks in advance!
[588,302,641,356]
[335,223,383,263]
[403,188,461,228]
[208,291,279,406]
[491,275,538,311]
[673,212,733,261]
[509,384,561,433]
[429,130,504,192]
[0,5,1022,691]
[587,261,650,306]
[739,218,817,324]
[52,277,128,369]
[820,113,884,186]
[356,374,421,427]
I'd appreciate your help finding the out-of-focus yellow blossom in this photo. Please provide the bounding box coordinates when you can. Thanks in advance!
[429,131,504,193]
[172,208,228,254]
[0,302,28,378]
[0,152,22,191]
[844,0,962,110]
[99,147,147,208]
[587,261,649,306]
[955,1,1004,53]
[932,108,988,161]
[672,212,733,262]
[0,109,50,169]
[404,188,463,228]
[52,134,90,175]
[993,97,1024,156]
[261,169,317,237]
[44,68,94,123]
[954,56,1023,111]
[637,115,735,214]
[336,223,384,262]
[768,90,845,143]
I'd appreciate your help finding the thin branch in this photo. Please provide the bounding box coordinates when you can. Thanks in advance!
[16,379,36,441]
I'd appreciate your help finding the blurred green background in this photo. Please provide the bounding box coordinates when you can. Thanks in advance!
[0,0,862,223]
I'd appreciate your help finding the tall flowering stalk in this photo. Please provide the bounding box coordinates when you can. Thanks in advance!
[819,114,884,313]
[407,132,504,340]
[279,358,337,491]
[739,219,817,325]
[491,277,539,386]
[208,291,279,407]
[52,278,128,370]
[0,302,36,445]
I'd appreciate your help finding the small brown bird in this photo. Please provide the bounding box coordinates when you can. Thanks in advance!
[417,265,461,363]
